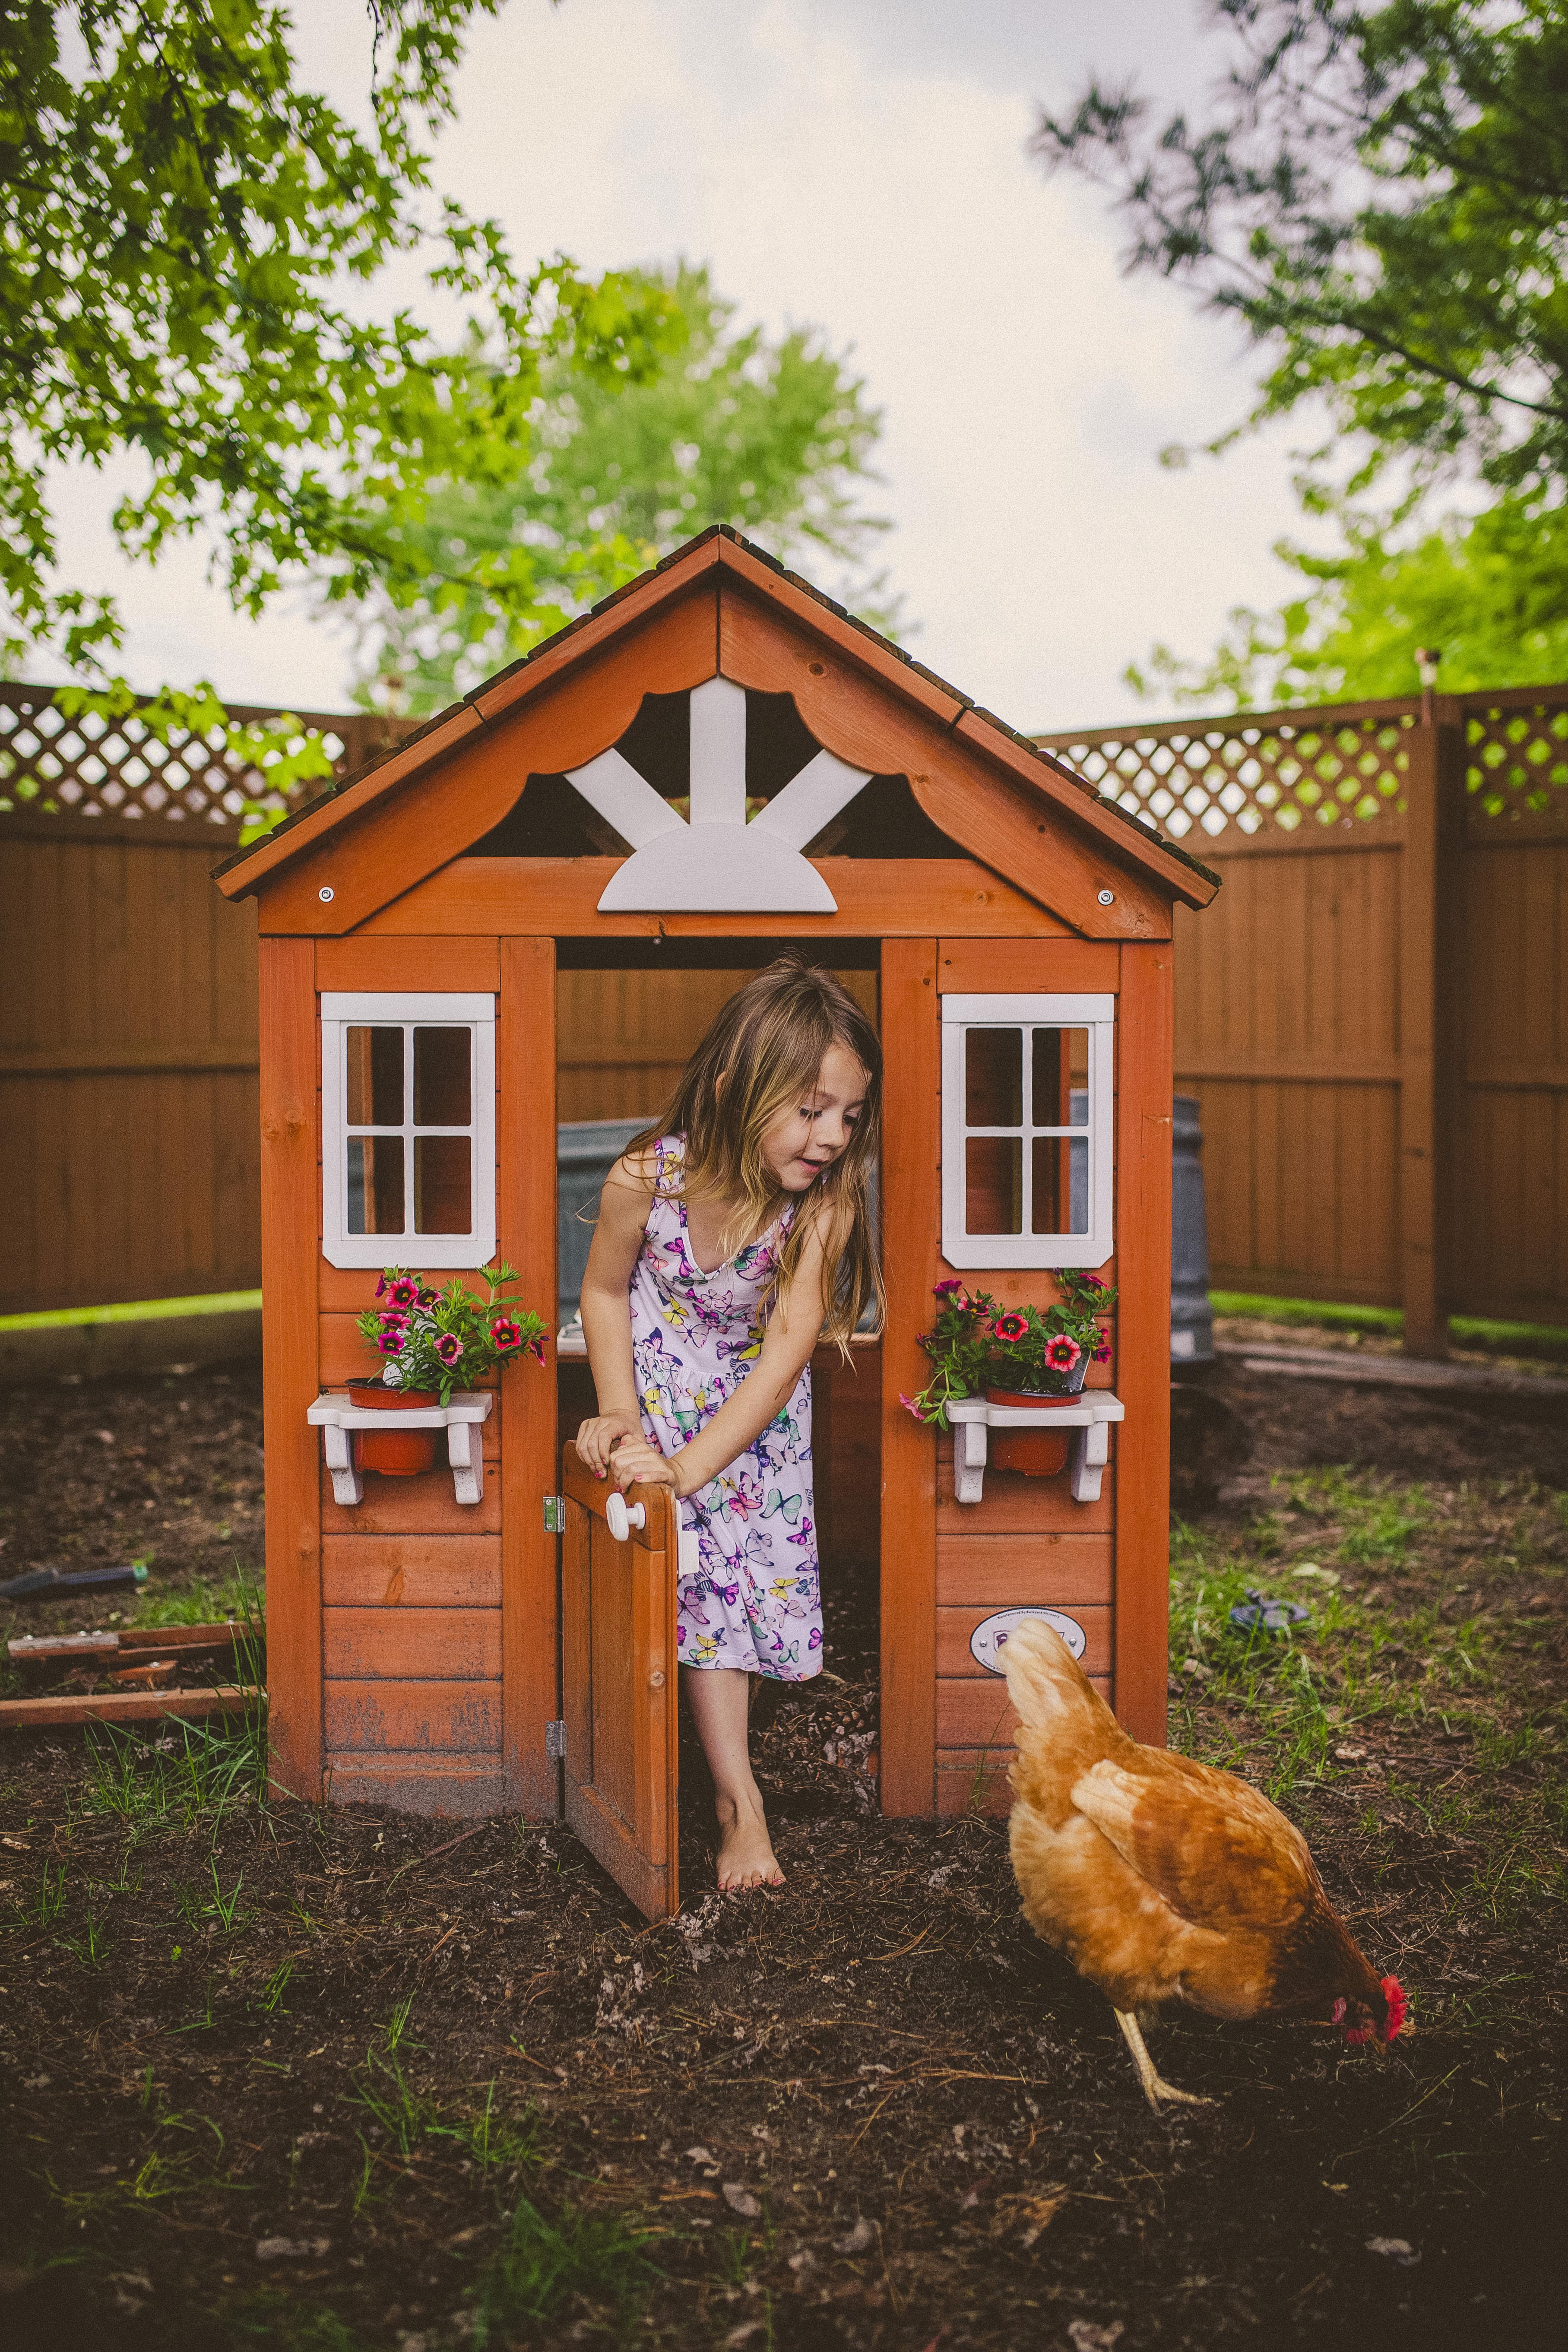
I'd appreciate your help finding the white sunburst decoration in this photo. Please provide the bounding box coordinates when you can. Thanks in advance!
[565,675,873,912]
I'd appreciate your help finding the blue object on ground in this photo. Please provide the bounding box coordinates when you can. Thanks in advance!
[1229,1586,1311,1632]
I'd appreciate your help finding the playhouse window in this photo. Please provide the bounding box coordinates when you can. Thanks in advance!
[941,994,1114,1268]
[320,994,496,1269]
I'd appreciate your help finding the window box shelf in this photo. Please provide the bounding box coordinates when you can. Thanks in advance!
[307,1389,494,1507]
[947,1393,1125,1505]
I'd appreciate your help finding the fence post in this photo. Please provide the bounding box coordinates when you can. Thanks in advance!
[1399,702,1465,1357]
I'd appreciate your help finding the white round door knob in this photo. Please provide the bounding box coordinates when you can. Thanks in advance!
[605,1491,646,1541]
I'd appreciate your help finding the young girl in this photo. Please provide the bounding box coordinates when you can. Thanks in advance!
[575,957,882,1892]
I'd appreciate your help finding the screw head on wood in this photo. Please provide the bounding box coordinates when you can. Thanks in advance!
[1097,888,1115,906]
[318,885,335,902]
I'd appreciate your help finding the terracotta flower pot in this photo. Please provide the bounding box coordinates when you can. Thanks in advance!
[986,1378,1085,1478]
[347,1378,439,1477]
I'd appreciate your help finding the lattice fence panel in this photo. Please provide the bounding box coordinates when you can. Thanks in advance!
[1036,707,1416,841]
[1462,693,1568,825]
[0,686,391,835]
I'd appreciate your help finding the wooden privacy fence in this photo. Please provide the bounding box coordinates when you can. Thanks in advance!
[4,677,1565,1341]
[1036,686,1568,1343]
[0,686,411,1317]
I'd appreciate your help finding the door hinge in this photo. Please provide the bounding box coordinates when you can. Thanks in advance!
[543,1494,564,1533]
[545,1719,566,1760]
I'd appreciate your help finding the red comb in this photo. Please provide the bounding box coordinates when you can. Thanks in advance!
[1381,1976,1407,2041]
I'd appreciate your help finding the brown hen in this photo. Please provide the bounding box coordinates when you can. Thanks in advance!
[1002,1619,1405,2109]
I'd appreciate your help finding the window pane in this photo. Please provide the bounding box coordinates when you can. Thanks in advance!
[346,1027,404,1125]
[415,1135,472,1233]
[966,1028,1021,1126]
[1031,1028,1089,1126]
[347,1136,405,1234]
[965,1135,1021,1234]
[1031,1135,1089,1234]
[414,1027,472,1127]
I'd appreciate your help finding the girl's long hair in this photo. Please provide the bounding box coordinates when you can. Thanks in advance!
[629,956,883,1349]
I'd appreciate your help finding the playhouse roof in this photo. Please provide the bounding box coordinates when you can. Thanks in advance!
[213,526,1218,914]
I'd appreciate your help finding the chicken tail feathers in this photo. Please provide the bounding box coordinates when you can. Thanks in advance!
[1000,1617,1118,1737]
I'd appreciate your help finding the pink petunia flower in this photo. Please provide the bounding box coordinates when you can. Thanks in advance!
[434,1332,464,1367]
[386,1277,420,1311]
[993,1312,1029,1344]
[933,1278,968,1303]
[376,1328,404,1355]
[1045,1334,1081,1371]
[527,1337,547,1365]
[1093,1341,1111,1363]
[899,1392,927,1420]
[379,1309,408,1331]
[489,1318,523,1354]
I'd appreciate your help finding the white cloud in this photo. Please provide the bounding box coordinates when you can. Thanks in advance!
[38,0,1331,727]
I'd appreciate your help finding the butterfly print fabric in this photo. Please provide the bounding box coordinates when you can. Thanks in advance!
[629,1137,822,1682]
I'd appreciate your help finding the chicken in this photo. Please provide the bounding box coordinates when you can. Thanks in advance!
[1001,1619,1405,2110]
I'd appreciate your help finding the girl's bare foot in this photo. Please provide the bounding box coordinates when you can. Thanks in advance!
[715,1791,785,1891]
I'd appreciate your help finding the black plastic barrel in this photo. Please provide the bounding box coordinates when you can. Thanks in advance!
[1171,1094,1214,1365]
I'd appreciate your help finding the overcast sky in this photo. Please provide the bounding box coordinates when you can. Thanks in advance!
[44,0,1334,733]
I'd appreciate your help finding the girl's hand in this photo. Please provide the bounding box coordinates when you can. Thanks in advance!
[611,1433,681,1495]
[575,1410,640,1480]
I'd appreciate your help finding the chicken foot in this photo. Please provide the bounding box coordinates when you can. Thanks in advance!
[1114,2010,1215,2113]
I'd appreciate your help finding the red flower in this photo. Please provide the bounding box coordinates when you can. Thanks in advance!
[1093,1340,1112,1363]
[993,1312,1029,1344]
[386,1277,420,1311]
[375,1328,404,1356]
[434,1333,464,1367]
[379,1309,408,1331]
[933,1279,969,1305]
[1045,1334,1081,1371]
[526,1336,547,1365]
[490,1318,523,1354]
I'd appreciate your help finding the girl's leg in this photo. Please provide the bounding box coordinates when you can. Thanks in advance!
[681,1665,784,1891]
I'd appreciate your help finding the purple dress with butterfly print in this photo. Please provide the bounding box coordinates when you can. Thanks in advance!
[629,1136,821,1682]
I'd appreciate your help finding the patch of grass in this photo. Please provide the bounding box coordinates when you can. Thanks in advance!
[82,1691,268,1835]
[471,2196,664,2342]
[1169,1470,1568,1937]
[133,1567,266,1628]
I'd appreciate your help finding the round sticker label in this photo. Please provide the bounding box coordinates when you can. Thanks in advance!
[969,1606,1087,1675]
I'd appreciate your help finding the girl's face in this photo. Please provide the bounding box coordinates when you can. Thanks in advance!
[760,1043,869,1192]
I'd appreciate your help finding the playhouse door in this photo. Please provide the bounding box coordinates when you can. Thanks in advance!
[560,1449,680,1921]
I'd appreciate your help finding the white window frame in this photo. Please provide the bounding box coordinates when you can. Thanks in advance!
[320,992,496,1270]
[941,993,1114,1269]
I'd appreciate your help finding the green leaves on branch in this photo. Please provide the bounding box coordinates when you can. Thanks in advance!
[1034,1,1568,509]
[352,262,895,713]
[1036,3,1568,707]
[0,0,681,682]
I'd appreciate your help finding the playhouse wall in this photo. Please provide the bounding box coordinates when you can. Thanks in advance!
[260,929,558,1819]
[878,935,1174,1819]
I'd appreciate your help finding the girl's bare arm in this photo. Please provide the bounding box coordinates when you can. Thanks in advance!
[611,1207,833,1499]
[575,1155,656,1478]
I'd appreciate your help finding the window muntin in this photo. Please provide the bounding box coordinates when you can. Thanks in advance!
[942,994,1112,1268]
[321,993,495,1269]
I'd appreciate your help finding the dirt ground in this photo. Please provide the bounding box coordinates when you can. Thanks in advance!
[1,1346,1564,2350]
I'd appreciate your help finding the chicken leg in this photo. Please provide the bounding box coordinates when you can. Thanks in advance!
[1114,2010,1214,2113]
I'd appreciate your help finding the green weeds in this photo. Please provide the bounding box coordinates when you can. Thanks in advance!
[347,2000,547,2211]
[1169,1469,1568,1933]
[471,2197,663,2342]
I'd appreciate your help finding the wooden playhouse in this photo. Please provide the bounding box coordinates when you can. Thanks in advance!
[214,526,1217,1919]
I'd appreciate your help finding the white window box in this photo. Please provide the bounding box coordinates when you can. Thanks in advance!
[307,1389,494,1507]
[320,992,495,1269]
[947,1393,1125,1505]
[941,992,1114,1269]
